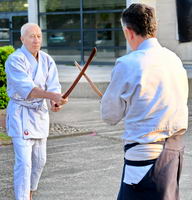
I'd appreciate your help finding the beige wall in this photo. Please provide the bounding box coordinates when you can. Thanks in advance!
[156,0,192,63]
[141,0,156,8]
[126,0,192,63]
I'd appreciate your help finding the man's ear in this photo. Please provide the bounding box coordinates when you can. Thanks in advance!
[20,36,24,43]
[126,28,134,40]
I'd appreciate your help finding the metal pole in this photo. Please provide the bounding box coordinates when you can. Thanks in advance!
[28,0,38,23]
[80,0,84,65]
[9,16,13,46]
[37,0,40,25]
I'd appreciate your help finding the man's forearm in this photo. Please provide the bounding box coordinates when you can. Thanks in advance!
[27,87,56,100]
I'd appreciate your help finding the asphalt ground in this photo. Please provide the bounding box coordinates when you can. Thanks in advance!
[0,98,192,200]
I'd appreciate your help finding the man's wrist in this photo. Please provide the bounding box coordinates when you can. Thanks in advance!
[43,90,54,100]
[28,87,54,100]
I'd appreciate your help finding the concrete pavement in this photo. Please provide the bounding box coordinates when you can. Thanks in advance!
[0,98,192,200]
[0,64,192,199]
[58,64,111,99]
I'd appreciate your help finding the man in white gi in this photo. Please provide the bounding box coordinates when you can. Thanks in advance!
[5,23,68,200]
[101,4,188,200]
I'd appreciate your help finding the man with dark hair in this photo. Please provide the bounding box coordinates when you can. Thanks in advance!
[101,3,188,200]
[121,3,157,37]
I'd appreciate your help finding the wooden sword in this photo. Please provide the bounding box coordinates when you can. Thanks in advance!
[74,60,103,97]
[62,47,97,99]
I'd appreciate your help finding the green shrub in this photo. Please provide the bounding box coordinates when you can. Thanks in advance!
[0,63,6,86]
[0,133,11,141]
[0,85,9,109]
[0,46,15,87]
[0,46,15,109]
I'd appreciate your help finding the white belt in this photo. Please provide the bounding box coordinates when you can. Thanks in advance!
[11,98,46,111]
[11,98,48,138]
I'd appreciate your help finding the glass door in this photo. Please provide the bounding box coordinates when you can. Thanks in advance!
[0,18,11,46]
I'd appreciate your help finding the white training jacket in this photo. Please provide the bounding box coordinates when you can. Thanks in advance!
[101,38,188,144]
[5,45,61,139]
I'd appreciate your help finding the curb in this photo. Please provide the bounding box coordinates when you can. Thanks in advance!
[0,130,96,146]
[0,139,12,146]
[48,131,95,140]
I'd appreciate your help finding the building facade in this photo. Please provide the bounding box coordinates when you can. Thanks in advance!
[0,0,192,65]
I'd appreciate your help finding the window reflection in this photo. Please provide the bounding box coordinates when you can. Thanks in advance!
[83,0,125,10]
[46,31,80,48]
[0,18,10,46]
[12,16,28,29]
[13,32,21,48]
[39,0,80,12]
[0,0,27,12]
[46,14,80,29]
[38,0,126,64]
[84,13,122,29]
[12,16,28,48]
[84,30,125,50]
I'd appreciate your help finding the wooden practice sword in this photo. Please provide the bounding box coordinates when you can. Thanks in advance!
[62,47,97,99]
[74,60,103,97]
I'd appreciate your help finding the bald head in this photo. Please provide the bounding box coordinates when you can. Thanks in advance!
[21,23,41,36]
[20,23,42,57]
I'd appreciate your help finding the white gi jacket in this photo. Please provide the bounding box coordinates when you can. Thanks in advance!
[5,45,61,139]
[101,38,188,143]
[101,38,189,185]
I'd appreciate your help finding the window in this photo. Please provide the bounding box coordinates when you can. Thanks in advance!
[38,0,126,64]
[0,0,27,12]
[0,0,28,47]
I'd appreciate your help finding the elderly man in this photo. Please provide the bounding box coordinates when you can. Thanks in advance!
[101,4,188,200]
[5,23,67,200]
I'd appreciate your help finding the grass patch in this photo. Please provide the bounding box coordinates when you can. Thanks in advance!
[0,132,11,141]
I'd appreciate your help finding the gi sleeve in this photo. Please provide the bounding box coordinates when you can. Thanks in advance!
[5,55,36,99]
[101,58,139,125]
[46,57,61,93]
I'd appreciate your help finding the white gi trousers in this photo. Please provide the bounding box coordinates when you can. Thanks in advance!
[12,137,47,200]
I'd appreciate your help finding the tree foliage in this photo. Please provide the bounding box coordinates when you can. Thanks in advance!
[0,46,15,109]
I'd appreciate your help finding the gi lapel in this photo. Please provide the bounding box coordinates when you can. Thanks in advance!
[21,45,38,81]
[33,51,44,86]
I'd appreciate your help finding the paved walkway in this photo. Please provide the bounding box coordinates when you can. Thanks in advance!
[57,64,192,98]
[0,64,192,199]
[57,64,112,98]
[0,98,192,200]
[57,64,112,83]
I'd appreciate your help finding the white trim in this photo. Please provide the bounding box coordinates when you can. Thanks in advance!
[28,0,38,24]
